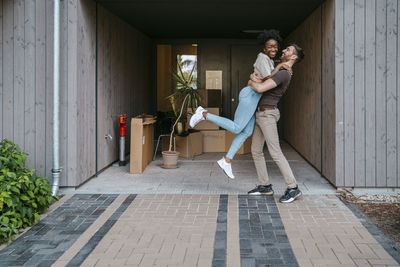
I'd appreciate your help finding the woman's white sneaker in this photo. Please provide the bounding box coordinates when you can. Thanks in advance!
[189,106,207,128]
[217,158,235,179]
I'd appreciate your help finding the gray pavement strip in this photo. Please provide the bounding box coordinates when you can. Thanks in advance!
[66,194,137,267]
[212,195,228,267]
[0,194,118,267]
[238,195,299,267]
[339,196,400,264]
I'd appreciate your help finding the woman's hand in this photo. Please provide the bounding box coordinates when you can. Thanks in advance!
[250,72,262,83]
[279,63,293,75]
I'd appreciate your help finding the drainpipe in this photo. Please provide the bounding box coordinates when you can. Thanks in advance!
[52,0,61,196]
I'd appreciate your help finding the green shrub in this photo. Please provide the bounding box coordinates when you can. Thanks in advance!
[0,139,58,244]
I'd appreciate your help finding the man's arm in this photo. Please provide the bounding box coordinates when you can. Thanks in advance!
[248,78,277,93]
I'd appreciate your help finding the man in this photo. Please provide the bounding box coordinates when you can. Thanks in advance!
[247,44,304,203]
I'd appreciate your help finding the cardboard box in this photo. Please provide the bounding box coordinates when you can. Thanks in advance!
[201,130,226,152]
[130,115,156,174]
[162,132,203,158]
[187,107,220,131]
[225,131,252,155]
[198,89,222,107]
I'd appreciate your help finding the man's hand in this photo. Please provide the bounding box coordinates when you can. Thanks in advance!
[250,72,262,83]
[248,79,278,93]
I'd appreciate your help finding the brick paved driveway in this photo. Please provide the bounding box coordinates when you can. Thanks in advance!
[1,194,399,267]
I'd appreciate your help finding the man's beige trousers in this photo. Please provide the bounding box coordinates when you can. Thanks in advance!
[251,108,297,188]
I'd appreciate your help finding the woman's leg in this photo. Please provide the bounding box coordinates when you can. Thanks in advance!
[225,114,255,159]
[206,86,261,134]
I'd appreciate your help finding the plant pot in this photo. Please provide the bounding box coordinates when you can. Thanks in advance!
[161,151,180,169]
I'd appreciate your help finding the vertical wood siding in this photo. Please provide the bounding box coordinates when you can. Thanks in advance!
[0,0,152,187]
[322,0,336,185]
[335,0,399,187]
[281,0,336,185]
[96,4,152,172]
[0,0,54,181]
[281,5,324,174]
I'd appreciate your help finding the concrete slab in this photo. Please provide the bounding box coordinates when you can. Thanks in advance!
[60,141,336,195]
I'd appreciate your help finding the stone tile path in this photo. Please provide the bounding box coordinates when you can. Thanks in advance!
[1,194,399,267]
[277,195,399,267]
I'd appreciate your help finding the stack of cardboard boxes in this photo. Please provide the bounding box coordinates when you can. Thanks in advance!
[189,89,252,156]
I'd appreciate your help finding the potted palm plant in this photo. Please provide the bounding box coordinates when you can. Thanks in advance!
[161,60,201,168]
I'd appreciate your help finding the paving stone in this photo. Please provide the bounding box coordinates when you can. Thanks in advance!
[0,194,117,266]
[238,195,299,266]
[277,195,400,267]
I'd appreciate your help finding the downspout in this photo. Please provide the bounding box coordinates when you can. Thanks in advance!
[52,0,61,196]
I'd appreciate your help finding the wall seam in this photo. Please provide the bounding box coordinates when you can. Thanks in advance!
[364,0,367,187]
[343,0,346,187]
[23,0,26,151]
[12,1,14,142]
[385,0,388,187]
[374,0,377,187]
[353,0,356,187]
[34,0,37,169]
[66,0,68,186]
[321,4,323,175]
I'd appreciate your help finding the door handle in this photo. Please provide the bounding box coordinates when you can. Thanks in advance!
[105,134,113,140]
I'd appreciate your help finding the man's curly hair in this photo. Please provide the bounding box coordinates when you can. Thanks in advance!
[257,29,283,47]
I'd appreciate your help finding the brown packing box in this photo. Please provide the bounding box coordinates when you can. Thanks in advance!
[130,115,156,174]
[201,130,226,152]
[187,107,220,131]
[162,132,203,158]
[197,89,222,107]
[225,131,252,155]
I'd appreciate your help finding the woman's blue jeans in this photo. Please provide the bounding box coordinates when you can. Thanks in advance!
[206,86,262,159]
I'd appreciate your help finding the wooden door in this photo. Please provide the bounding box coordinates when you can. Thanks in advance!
[230,45,259,119]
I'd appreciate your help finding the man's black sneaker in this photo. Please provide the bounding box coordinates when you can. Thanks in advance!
[247,184,274,195]
[279,186,302,203]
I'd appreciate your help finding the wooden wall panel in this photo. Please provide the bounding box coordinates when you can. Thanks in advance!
[335,0,345,187]
[321,0,336,185]
[0,1,2,141]
[343,0,355,187]
[3,0,13,141]
[282,5,322,171]
[335,0,399,187]
[376,0,387,187]
[76,0,96,185]
[386,0,398,187]
[35,0,46,176]
[365,0,376,187]
[398,0,400,188]
[354,0,366,187]
[157,45,172,112]
[13,0,25,148]
[24,0,36,171]
[96,4,153,172]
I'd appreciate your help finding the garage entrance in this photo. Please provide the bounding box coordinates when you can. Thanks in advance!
[90,0,335,189]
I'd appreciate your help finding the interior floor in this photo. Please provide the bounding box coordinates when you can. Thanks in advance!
[60,141,335,195]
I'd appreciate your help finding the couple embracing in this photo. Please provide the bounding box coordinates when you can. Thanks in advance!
[190,30,304,203]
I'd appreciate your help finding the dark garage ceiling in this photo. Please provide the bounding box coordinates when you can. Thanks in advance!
[97,0,326,39]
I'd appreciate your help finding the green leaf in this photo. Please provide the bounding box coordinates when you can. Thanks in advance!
[34,213,40,222]
[20,195,29,201]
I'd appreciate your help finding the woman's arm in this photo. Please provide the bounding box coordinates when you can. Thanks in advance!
[248,78,278,93]
[261,63,292,81]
